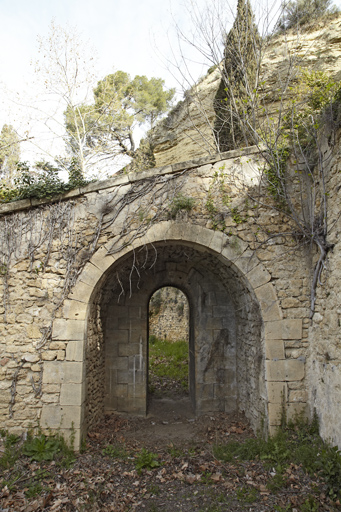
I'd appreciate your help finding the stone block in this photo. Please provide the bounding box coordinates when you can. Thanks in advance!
[63,300,88,321]
[267,382,287,403]
[264,319,302,340]
[233,250,259,275]
[282,319,302,340]
[113,358,129,371]
[68,281,93,304]
[60,382,85,406]
[224,396,237,413]
[129,329,146,343]
[49,342,66,350]
[52,319,85,341]
[200,383,214,400]
[255,283,282,322]
[60,405,84,429]
[220,236,248,262]
[287,402,308,422]
[118,343,141,357]
[209,231,224,254]
[26,324,42,339]
[40,405,63,429]
[63,362,85,383]
[110,330,129,344]
[268,403,282,425]
[117,369,133,383]
[65,340,85,362]
[114,384,128,398]
[164,222,186,241]
[127,383,146,399]
[180,223,203,244]
[264,321,282,340]
[43,361,64,384]
[41,351,59,361]
[246,264,271,289]
[90,246,116,272]
[145,221,172,242]
[266,359,305,381]
[58,428,82,452]
[79,262,103,287]
[23,353,40,363]
[289,389,308,403]
[265,339,285,360]
[128,307,142,319]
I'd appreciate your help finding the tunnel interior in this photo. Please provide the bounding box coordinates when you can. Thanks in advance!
[85,241,265,432]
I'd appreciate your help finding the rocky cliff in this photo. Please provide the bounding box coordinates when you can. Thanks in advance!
[150,13,341,167]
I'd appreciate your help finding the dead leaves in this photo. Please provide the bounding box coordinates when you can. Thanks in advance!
[0,413,337,512]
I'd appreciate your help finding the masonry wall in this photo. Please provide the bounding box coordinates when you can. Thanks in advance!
[0,144,330,448]
[307,133,341,446]
[149,287,189,342]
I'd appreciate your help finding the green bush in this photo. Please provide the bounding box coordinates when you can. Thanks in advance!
[0,158,91,204]
[277,0,338,30]
[135,448,161,474]
[169,193,196,218]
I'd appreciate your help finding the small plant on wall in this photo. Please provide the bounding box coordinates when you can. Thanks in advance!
[169,193,196,218]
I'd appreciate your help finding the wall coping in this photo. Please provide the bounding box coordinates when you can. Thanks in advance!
[0,145,260,216]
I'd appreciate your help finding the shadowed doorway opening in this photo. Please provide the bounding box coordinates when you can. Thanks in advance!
[148,286,191,417]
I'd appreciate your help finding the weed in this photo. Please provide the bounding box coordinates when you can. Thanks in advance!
[23,434,62,462]
[214,415,341,501]
[274,504,291,512]
[23,432,75,467]
[25,481,44,498]
[167,444,184,458]
[4,433,20,448]
[236,486,258,503]
[201,471,214,484]
[230,206,248,224]
[0,472,21,491]
[135,448,161,474]
[300,495,319,512]
[147,484,161,496]
[0,432,21,469]
[267,466,288,491]
[169,194,196,218]
[102,443,128,458]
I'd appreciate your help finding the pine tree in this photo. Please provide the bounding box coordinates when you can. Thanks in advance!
[214,0,260,152]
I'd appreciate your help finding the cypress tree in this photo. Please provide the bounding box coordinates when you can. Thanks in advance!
[214,0,260,152]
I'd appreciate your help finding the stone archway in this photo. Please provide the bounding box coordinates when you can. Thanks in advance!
[45,222,303,449]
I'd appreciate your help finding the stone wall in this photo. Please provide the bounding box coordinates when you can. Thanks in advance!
[307,132,341,446]
[0,140,338,448]
[149,287,189,342]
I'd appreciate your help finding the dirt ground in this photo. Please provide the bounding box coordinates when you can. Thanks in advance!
[1,397,338,511]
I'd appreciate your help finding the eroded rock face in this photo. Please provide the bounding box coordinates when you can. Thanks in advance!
[151,14,341,167]
[151,68,221,167]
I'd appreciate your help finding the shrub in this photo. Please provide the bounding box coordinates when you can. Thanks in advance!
[277,0,339,30]
[169,193,196,218]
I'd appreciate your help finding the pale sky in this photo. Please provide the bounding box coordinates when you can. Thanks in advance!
[0,0,216,171]
[0,0,340,174]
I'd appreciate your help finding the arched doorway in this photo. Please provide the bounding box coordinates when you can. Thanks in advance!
[148,286,191,414]
[85,239,264,433]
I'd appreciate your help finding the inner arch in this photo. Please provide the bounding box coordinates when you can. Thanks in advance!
[85,241,264,432]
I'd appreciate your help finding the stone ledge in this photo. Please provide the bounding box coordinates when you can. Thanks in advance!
[0,146,260,216]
